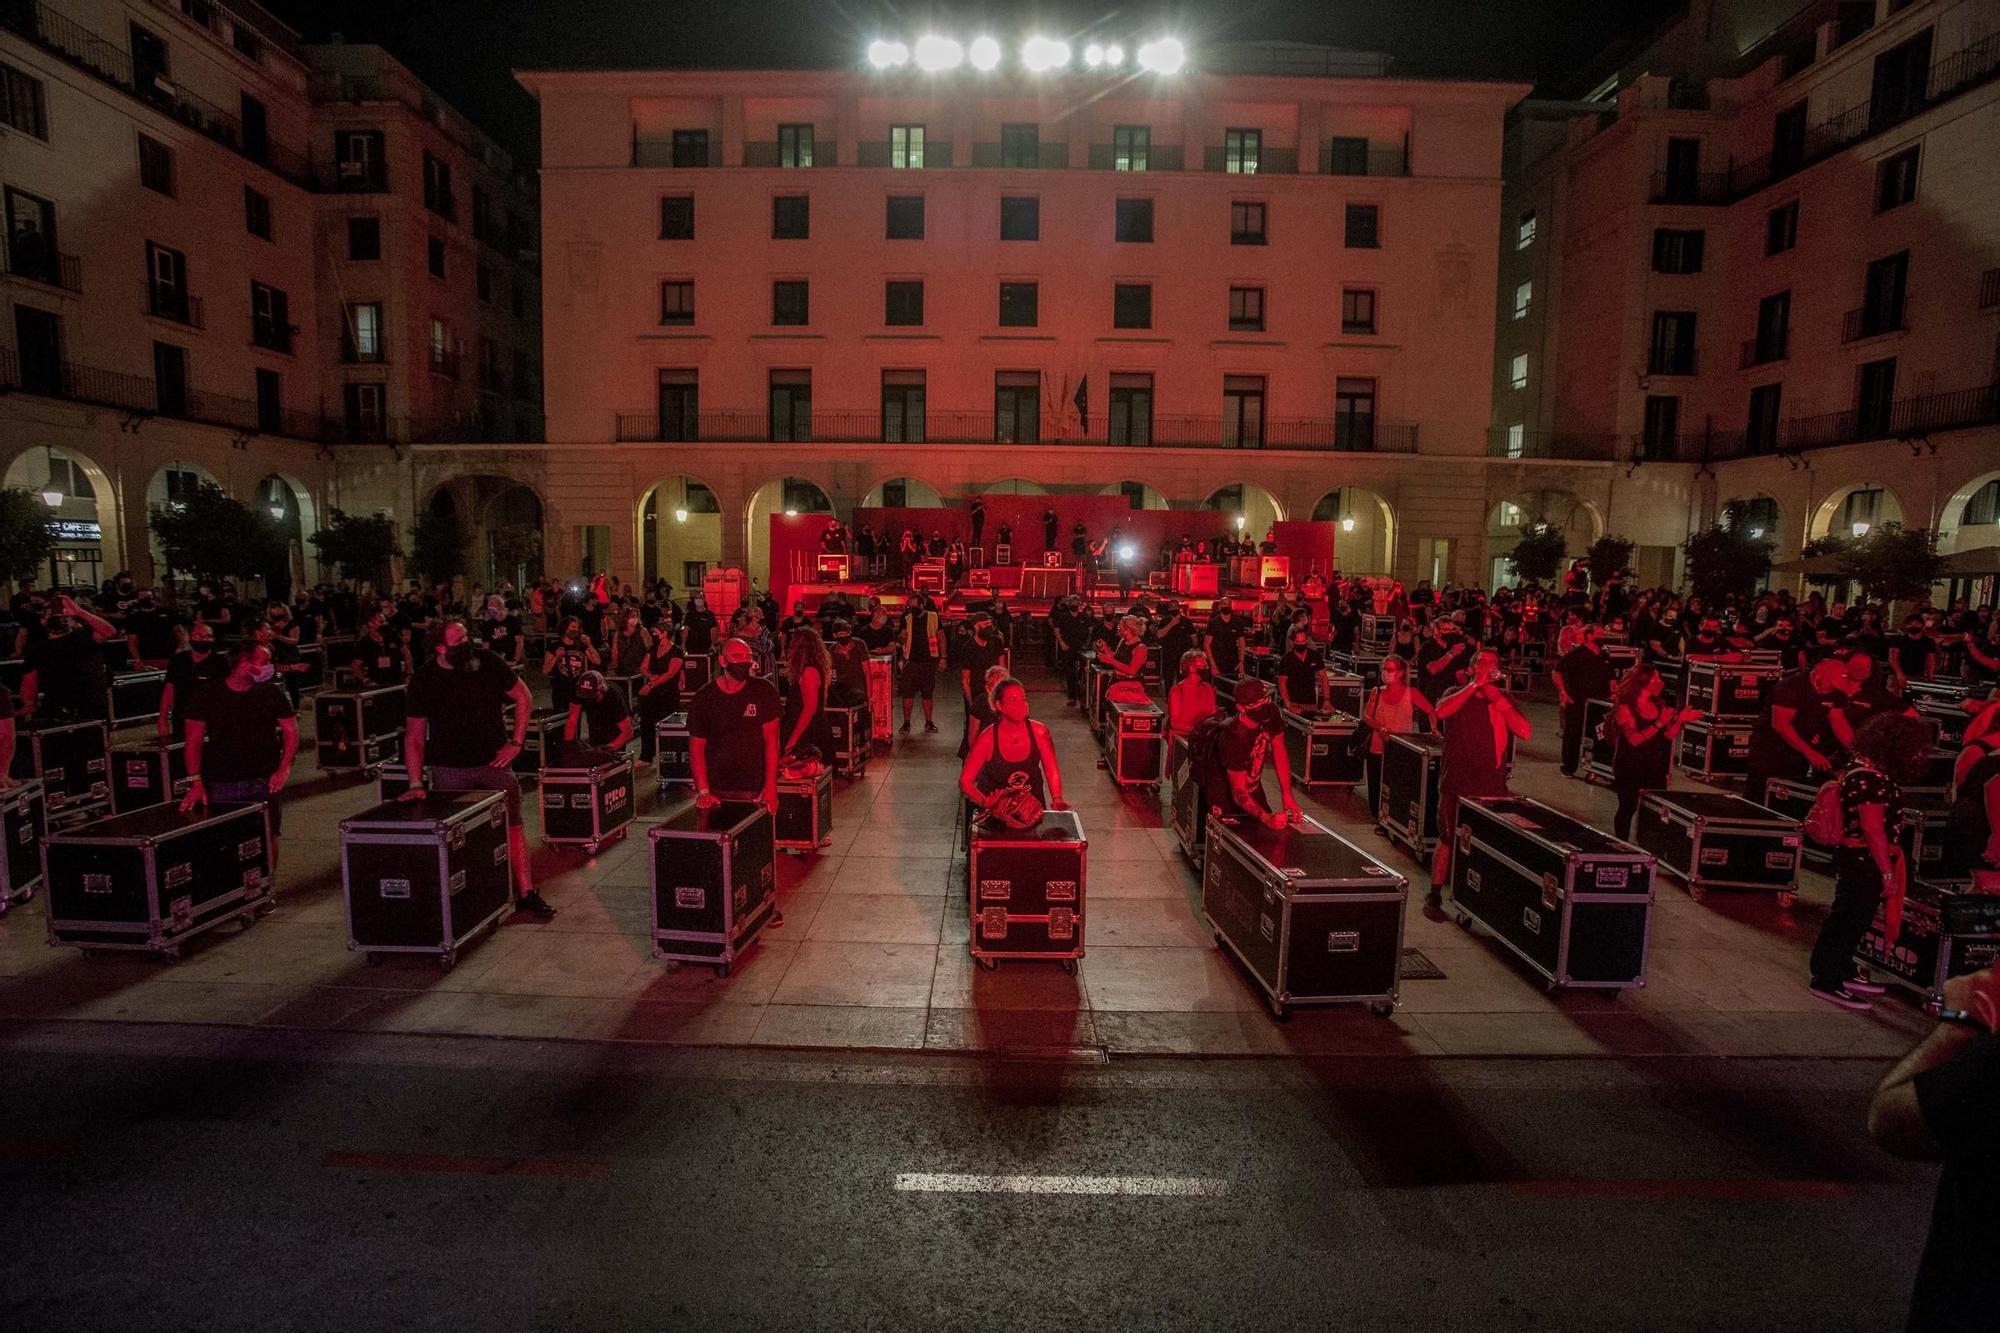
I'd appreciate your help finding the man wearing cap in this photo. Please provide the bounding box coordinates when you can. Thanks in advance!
[564,669,635,754]
[399,617,556,919]
[1217,679,1302,829]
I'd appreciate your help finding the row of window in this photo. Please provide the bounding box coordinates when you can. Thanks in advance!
[660,193,1385,249]
[1647,250,1910,375]
[331,130,529,251]
[650,368,1383,447]
[141,239,294,352]
[655,277,1381,336]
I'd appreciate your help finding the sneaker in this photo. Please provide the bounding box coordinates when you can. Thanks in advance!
[768,905,786,928]
[1808,983,1871,1011]
[516,890,558,920]
[1844,975,1887,995]
[1421,892,1447,924]
[899,721,911,735]
[924,722,939,734]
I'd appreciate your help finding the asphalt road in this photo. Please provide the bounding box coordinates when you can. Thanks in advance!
[0,1023,1937,1332]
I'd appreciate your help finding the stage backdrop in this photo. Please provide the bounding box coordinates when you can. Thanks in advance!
[770,496,1335,609]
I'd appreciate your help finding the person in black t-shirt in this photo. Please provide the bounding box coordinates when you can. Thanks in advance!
[481,595,525,667]
[1276,628,1321,713]
[350,613,412,688]
[563,670,634,753]
[180,643,298,843]
[21,595,116,723]
[1204,606,1247,677]
[159,624,229,736]
[1886,615,1937,691]
[123,592,181,669]
[1214,679,1300,828]
[1552,625,1616,777]
[688,637,783,819]
[1414,618,1472,703]
[400,618,553,919]
[1870,967,2000,1333]
[1746,657,1853,804]
[636,630,686,764]
[0,681,17,788]
[542,617,600,710]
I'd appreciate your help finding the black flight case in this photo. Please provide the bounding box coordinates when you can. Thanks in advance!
[1282,709,1364,788]
[1169,734,1209,867]
[1321,670,1365,716]
[969,808,1086,972]
[650,800,776,975]
[1677,717,1751,781]
[656,712,692,791]
[1905,678,1981,748]
[824,700,871,778]
[109,669,168,728]
[1379,731,1445,858]
[340,792,512,969]
[0,780,45,912]
[505,703,567,777]
[1577,697,1617,786]
[108,736,190,814]
[1856,879,2000,1014]
[1682,660,1779,718]
[45,803,275,959]
[1634,790,1801,903]
[374,762,428,803]
[1104,698,1165,787]
[776,767,834,851]
[314,684,406,772]
[539,748,636,854]
[10,719,109,826]
[1202,813,1406,1018]
[1450,795,1655,992]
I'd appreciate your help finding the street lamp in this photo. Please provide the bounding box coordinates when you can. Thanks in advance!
[1852,521,1871,537]
[673,507,689,523]
[269,504,285,520]
[1341,516,1356,533]
[1233,514,1247,531]
[39,447,62,509]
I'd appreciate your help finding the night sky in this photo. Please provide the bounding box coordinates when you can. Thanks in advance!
[264,1,1687,168]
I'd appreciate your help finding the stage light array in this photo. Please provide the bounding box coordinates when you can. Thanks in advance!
[867,34,1182,74]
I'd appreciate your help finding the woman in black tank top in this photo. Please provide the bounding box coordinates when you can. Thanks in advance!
[959,678,1068,811]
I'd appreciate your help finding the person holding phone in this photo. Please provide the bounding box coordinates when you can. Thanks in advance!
[1425,648,1531,920]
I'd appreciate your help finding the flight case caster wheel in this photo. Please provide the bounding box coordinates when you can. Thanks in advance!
[1368,1001,1395,1018]
[716,962,732,979]
[1687,884,1706,902]
[661,959,681,974]
[438,952,456,972]
[1061,959,1078,976]
[362,952,382,966]
[977,956,997,971]
[1455,912,1472,930]
[1778,891,1797,909]
[1270,1002,1291,1022]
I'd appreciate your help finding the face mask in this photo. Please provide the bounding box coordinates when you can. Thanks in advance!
[724,660,753,682]
[46,616,75,636]
[191,641,213,656]
[446,639,474,669]
[1248,702,1282,732]
[250,663,276,685]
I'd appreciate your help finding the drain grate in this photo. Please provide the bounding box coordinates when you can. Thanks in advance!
[1399,948,1446,981]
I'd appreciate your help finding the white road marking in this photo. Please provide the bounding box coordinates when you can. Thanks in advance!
[894,1173,1230,1197]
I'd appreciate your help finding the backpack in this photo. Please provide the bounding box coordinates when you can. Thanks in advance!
[1186,712,1235,812]
[1802,776,1845,846]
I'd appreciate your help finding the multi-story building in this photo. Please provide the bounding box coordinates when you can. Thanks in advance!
[339,41,1562,590]
[0,0,541,589]
[1493,0,2000,593]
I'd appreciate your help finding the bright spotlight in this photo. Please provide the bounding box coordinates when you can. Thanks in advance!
[1105,44,1125,66]
[1022,36,1071,71]
[1138,37,1186,74]
[968,36,1000,70]
[914,34,963,71]
[1084,43,1105,67]
[867,39,909,68]
[1233,514,1247,530]
[674,507,689,523]
[784,508,799,518]
[1117,543,1136,561]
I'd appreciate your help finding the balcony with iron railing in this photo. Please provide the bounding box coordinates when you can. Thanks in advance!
[329,159,389,192]
[251,318,293,355]
[1740,335,1788,369]
[1319,145,1410,178]
[144,283,203,329]
[1702,381,2000,461]
[610,407,1419,452]
[1649,170,1731,205]
[1646,346,1699,377]
[1842,303,1907,344]
[1,241,81,293]
[427,345,461,379]
[0,345,319,439]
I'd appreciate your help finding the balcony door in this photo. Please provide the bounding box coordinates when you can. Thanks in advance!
[14,304,62,396]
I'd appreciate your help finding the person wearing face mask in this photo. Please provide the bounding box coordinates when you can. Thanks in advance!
[20,594,116,723]
[826,619,870,703]
[681,592,718,657]
[1360,655,1435,819]
[543,616,600,710]
[1167,650,1218,750]
[1425,648,1531,920]
[351,612,412,689]
[608,606,651,676]
[563,670,634,753]
[159,623,227,736]
[1204,603,1247,679]
[898,594,943,736]
[1214,679,1302,829]
[1608,664,1702,841]
[1745,655,1854,806]
[1552,623,1614,778]
[636,618,686,765]
[124,589,180,670]
[400,618,555,920]
[1277,627,1321,714]
[1414,617,1471,703]
[689,638,783,842]
[179,643,299,850]
[960,677,1068,817]
[856,602,896,654]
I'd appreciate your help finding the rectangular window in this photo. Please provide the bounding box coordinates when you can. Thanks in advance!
[152,341,189,417]
[250,281,290,353]
[1222,375,1265,448]
[994,371,1040,443]
[0,61,49,140]
[658,369,699,441]
[1230,201,1267,245]
[778,123,814,168]
[255,367,282,434]
[1228,286,1265,332]
[881,370,925,443]
[1652,228,1704,273]
[1334,378,1377,450]
[344,302,382,362]
[334,129,386,189]
[1505,424,1525,458]
[890,125,925,169]
[1516,211,1537,249]
[1344,203,1380,249]
[139,134,175,195]
[427,235,445,279]
[671,129,710,168]
[343,382,386,439]
[1001,123,1038,168]
[1510,353,1528,390]
[130,22,168,97]
[884,280,924,326]
[1862,250,1909,335]
[6,188,60,287]
[347,216,381,261]
[1755,290,1791,363]
[1112,283,1152,330]
[1746,382,1783,452]
[999,281,1038,328]
[772,194,809,239]
[428,318,454,375]
[660,280,694,325]
[1857,357,1898,437]
[886,195,924,239]
[145,241,189,321]
[1876,146,1919,211]
[1662,136,1702,200]
[771,280,809,326]
[238,187,272,243]
[1224,128,1261,174]
[1650,311,1697,375]
[1341,288,1376,335]
[1642,395,1681,459]
[1766,200,1798,255]
[1000,196,1039,241]
[421,150,455,220]
[240,92,267,162]
[769,370,811,441]
[1108,372,1153,446]
[1326,137,1370,175]
[1771,102,1808,176]
[1514,281,1533,320]
[1113,126,1150,172]
[1114,198,1154,243]
[1871,28,1935,128]
[660,195,694,239]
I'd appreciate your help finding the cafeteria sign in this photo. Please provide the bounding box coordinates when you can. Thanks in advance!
[50,520,102,541]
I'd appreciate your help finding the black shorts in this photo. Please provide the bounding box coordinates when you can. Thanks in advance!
[899,660,937,698]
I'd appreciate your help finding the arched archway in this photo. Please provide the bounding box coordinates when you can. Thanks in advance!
[145,460,221,590]
[1488,489,1600,590]
[1310,487,1395,574]
[978,477,1049,496]
[1808,482,1905,541]
[1939,470,2000,553]
[1100,481,1167,510]
[3,445,121,588]
[254,473,316,602]
[420,474,546,592]
[861,476,945,509]
[745,476,833,588]
[638,474,722,590]
[1721,493,1781,541]
[1204,482,1284,539]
